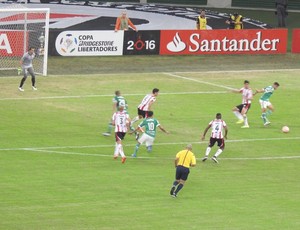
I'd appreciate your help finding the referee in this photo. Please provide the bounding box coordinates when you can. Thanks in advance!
[170,144,196,198]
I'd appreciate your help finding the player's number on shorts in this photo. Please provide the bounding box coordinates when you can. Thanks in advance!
[148,122,155,131]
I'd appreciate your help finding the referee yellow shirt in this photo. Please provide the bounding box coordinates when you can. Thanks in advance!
[176,150,196,168]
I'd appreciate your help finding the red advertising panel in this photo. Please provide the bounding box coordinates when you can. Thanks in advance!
[291,29,300,53]
[0,31,27,57]
[160,29,287,55]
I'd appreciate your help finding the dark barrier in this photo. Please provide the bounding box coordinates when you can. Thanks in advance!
[48,29,288,56]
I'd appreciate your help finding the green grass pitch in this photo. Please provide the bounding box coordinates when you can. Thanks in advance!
[0,69,300,229]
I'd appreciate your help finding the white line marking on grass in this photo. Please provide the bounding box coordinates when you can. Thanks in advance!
[22,148,300,161]
[0,91,227,101]
[174,68,300,74]
[164,72,235,90]
[1,137,299,151]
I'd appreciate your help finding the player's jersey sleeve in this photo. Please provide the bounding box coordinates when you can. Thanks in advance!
[138,119,146,128]
[222,120,227,127]
[208,120,213,126]
[155,119,160,127]
[239,87,244,93]
[191,152,196,165]
[112,112,116,121]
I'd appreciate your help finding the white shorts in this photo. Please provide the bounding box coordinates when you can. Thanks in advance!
[259,99,272,109]
[138,133,155,147]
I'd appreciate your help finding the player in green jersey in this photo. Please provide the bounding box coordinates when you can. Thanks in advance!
[254,82,280,126]
[131,111,169,157]
[103,90,128,136]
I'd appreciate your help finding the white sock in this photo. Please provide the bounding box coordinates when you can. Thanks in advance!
[233,111,243,120]
[243,114,249,126]
[118,144,125,158]
[114,143,118,157]
[205,147,211,157]
[131,116,139,125]
[214,149,223,158]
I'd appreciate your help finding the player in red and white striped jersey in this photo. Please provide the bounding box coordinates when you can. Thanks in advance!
[112,101,131,163]
[130,88,159,138]
[232,80,253,128]
[201,113,228,163]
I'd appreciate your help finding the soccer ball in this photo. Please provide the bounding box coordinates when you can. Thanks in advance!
[282,126,289,133]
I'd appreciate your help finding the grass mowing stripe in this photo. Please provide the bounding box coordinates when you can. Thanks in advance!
[1,137,299,151]
[0,91,227,101]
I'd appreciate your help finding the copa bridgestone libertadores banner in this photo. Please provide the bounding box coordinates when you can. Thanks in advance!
[292,29,300,53]
[48,29,288,56]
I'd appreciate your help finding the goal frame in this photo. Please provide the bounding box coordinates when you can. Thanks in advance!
[0,8,50,76]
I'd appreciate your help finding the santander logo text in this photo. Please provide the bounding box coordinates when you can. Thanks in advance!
[160,29,288,55]
[189,32,279,52]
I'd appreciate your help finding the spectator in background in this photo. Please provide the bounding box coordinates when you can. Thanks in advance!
[196,9,207,30]
[226,13,243,29]
[114,10,138,32]
[275,0,288,27]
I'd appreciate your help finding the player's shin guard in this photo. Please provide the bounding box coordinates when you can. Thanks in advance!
[214,149,223,158]
[205,147,211,156]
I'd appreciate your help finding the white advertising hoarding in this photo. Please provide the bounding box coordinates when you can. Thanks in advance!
[55,30,124,56]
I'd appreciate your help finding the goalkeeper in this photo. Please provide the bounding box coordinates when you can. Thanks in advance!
[18,47,37,91]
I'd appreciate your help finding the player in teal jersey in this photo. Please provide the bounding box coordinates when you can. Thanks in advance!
[254,82,280,126]
[131,111,169,157]
[103,90,129,136]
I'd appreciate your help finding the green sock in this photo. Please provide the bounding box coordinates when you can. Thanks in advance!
[262,113,267,123]
[266,110,272,116]
[133,143,140,156]
[107,122,112,133]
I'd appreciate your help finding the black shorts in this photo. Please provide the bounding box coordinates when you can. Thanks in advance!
[175,165,190,181]
[209,137,225,150]
[115,132,126,142]
[137,108,148,118]
[236,103,251,113]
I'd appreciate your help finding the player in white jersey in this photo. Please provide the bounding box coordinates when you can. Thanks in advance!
[232,80,253,128]
[130,88,159,138]
[201,113,228,163]
[112,101,130,163]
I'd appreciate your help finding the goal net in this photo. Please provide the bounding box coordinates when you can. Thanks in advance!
[0,6,50,76]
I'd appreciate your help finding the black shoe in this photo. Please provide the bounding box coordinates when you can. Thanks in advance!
[170,186,175,195]
[212,156,219,164]
[171,193,177,198]
[202,156,208,162]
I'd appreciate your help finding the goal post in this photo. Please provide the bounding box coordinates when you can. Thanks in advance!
[0,7,50,76]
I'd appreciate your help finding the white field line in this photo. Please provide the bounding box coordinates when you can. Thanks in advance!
[164,72,235,90]
[1,137,299,151]
[0,91,227,101]
[20,147,300,161]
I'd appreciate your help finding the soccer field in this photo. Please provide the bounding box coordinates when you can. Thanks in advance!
[1,69,300,229]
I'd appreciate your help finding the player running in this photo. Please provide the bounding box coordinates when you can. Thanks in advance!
[131,111,169,157]
[232,80,253,128]
[112,101,131,163]
[103,90,134,136]
[254,82,280,126]
[130,88,159,138]
[201,113,228,164]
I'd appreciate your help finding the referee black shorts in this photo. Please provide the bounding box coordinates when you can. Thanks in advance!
[175,165,190,181]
